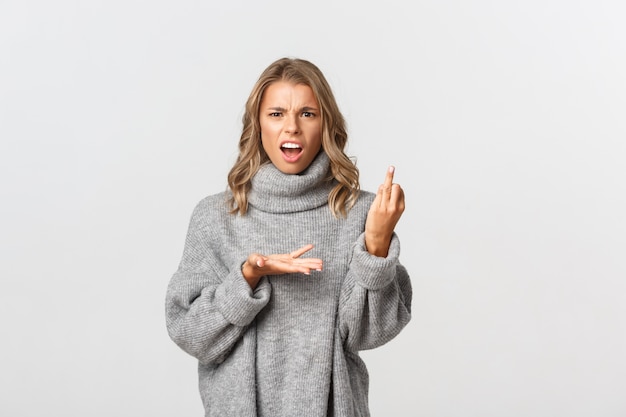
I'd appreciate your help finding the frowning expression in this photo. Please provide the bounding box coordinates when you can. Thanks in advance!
[259,81,322,174]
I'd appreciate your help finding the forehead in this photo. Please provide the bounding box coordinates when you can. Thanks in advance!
[261,81,318,105]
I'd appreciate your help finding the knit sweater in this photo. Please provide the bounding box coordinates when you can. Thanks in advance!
[165,151,412,417]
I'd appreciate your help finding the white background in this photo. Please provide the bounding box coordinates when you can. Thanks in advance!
[1,0,625,416]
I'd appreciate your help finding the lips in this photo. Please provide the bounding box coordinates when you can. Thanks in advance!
[280,142,303,161]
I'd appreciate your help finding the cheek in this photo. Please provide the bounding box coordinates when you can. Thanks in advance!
[260,135,273,156]
[311,126,323,147]
[260,120,279,139]
[259,125,270,150]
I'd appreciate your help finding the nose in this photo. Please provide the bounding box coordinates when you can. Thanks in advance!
[284,113,300,134]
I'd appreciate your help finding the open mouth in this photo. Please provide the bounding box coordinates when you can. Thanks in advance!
[281,142,302,158]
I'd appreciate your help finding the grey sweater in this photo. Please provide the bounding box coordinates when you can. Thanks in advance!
[165,151,412,417]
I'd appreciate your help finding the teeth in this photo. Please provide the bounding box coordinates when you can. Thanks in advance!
[281,143,301,149]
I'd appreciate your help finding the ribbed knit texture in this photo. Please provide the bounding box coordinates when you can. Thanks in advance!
[166,151,412,417]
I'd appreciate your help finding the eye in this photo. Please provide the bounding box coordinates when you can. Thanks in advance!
[302,111,315,118]
[269,112,282,117]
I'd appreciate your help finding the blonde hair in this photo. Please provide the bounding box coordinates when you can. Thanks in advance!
[227,57,360,218]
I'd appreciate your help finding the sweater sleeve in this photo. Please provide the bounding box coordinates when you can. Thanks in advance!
[165,201,271,365]
[338,232,412,352]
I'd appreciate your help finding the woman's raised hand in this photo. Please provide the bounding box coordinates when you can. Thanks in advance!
[364,166,406,257]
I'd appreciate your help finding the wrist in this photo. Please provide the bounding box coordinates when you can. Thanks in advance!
[364,235,391,258]
[241,261,261,289]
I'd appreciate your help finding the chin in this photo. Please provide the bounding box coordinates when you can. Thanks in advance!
[277,164,307,175]
[271,154,314,175]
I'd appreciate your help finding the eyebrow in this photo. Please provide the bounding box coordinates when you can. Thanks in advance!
[266,106,319,112]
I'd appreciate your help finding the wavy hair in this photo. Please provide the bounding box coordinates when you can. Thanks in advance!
[227,57,360,218]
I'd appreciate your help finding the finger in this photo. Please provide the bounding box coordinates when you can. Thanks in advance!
[390,183,405,208]
[255,256,266,268]
[290,244,314,258]
[295,258,324,273]
[380,166,395,201]
[297,257,323,268]
[391,184,404,202]
[383,166,395,189]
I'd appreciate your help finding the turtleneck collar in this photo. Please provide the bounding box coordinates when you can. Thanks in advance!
[248,151,335,214]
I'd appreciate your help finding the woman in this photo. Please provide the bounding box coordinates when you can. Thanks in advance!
[165,57,412,417]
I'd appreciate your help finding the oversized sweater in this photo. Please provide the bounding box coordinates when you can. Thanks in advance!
[165,151,412,417]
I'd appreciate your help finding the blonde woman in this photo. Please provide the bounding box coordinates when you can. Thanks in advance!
[166,57,412,417]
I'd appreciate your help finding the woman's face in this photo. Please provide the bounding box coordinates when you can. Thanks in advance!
[259,81,322,174]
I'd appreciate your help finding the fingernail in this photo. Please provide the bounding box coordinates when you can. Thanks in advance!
[389,166,395,173]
